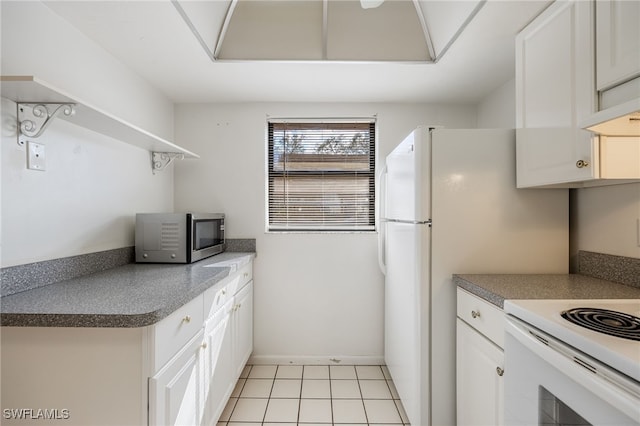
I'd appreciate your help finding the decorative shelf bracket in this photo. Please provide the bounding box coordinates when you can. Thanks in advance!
[17,103,76,145]
[152,151,185,174]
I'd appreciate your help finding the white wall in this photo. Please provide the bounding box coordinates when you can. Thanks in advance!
[1,98,173,267]
[1,1,176,267]
[573,183,640,259]
[1,1,174,140]
[478,78,640,261]
[173,102,477,361]
[476,78,516,128]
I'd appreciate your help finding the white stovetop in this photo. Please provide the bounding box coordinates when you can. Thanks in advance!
[505,299,640,383]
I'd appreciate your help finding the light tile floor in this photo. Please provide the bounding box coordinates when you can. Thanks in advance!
[217,364,410,426]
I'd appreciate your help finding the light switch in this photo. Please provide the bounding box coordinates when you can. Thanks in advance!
[27,141,46,171]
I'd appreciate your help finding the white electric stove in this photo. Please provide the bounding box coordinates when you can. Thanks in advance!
[504,299,640,426]
[505,298,640,381]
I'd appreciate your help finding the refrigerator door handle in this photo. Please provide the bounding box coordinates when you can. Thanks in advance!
[377,164,388,275]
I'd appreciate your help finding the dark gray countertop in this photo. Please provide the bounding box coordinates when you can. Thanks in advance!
[0,252,255,328]
[454,274,640,309]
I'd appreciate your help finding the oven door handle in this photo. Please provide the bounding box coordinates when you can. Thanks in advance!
[506,317,640,423]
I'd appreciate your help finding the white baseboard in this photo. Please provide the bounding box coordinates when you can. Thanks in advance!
[248,355,385,366]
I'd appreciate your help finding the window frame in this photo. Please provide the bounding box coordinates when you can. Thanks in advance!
[265,118,377,233]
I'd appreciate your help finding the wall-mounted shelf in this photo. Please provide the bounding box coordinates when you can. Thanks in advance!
[0,75,199,160]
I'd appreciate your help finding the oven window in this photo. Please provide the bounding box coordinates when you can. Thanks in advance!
[539,387,592,426]
[193,220,223,250]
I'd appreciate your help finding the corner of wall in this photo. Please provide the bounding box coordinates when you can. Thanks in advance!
[1,1,175,140]
[476,78,516,128]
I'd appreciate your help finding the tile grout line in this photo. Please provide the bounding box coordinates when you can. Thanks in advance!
[229,364,251,423]
[382,368,406,423]
[262,365,277,424]
[355,365,370,425]
[297,365,303,425]
[328,365,334,425]
[223,364,409,426]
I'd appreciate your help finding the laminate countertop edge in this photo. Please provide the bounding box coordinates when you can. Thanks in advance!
[0,252,255,328]
[453,274,640,310]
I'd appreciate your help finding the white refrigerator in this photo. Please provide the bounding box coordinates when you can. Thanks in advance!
[378,127,568,426]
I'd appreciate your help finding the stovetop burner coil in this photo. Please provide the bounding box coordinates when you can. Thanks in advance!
[561,307,640,341]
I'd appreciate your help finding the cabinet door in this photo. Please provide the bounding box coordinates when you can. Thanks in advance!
[456,319,504,426]
[205,300,235,425]
[233,280,254,377]
[515,0,597,187]
[596,0,640,90]
[150,330,205,426]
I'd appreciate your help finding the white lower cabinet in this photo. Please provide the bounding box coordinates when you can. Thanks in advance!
[149,330,206,426]
[204,299,234,425]
[457,319,504,426]
[232,280,254,377]
[201,280,253,425]
[150,264,254,426]
[456,288,505,426]
[0,259,253,426]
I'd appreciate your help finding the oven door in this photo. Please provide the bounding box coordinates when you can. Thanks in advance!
[504,316,640,426]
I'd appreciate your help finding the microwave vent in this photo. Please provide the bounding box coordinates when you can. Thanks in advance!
[161,222,180,249]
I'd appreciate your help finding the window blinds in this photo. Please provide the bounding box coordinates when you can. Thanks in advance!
[267,121,376,231]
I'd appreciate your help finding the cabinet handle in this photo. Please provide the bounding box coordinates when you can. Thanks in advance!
[182,315,191,323]
[222,289,227,295]
[496,367,504,377]
[244,272,249,278]
[201,342,207,349]
[471,310,481,319]
[576,160,590,169]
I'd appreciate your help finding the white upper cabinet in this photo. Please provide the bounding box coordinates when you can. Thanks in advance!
[515,0,640,188]
[595,0,640,91]
[516,0,596,188]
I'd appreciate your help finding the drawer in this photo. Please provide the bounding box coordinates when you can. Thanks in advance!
[236,262,253,291]
[203,262,253,320]
[224,262,253,296]
[204,281,231,320]
[153,295,204,371]
[456,288,505,348]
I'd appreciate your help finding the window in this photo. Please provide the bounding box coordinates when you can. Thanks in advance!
[267,120,376,232]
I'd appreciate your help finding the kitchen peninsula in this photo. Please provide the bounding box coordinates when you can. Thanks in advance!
[1,249,255,426]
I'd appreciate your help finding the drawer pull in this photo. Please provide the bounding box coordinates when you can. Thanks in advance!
[182,315,191,323]
[222,289,227,296]
[244,272,249,278]
[496,367,504,377]
[471,310,481,319]
[201,342,207,349]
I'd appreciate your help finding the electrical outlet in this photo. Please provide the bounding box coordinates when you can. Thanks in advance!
[27,141,46,171]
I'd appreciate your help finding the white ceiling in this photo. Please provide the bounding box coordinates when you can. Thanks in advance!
[43,0,552,104]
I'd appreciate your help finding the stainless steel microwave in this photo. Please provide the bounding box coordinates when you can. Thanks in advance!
[135,213,225,263]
